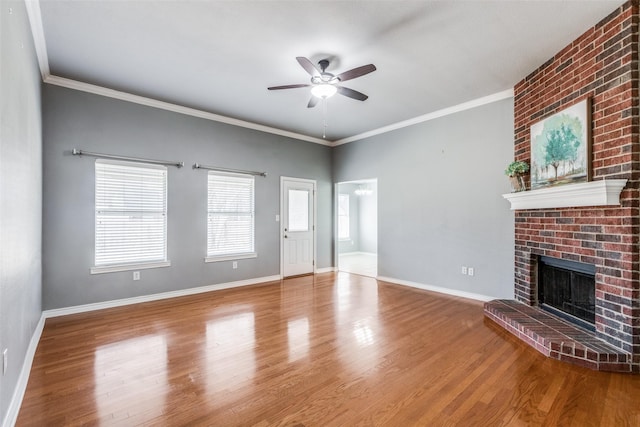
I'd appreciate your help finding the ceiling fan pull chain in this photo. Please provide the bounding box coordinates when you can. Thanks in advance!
[322,99,328,139]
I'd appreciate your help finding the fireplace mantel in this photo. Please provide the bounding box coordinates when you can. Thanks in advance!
[502,179,627,210]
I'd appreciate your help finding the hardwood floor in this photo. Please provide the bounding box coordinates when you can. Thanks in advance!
[17,273,640,426]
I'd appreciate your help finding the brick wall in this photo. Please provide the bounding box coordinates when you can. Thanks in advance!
[512,1,640,370]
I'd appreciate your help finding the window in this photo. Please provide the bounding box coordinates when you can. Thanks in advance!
[207,172,256,261]
[93,159,169,273]
[338,193,350,239]
[288,189,309,232]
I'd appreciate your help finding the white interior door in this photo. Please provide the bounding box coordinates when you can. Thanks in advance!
[282,178,315,277]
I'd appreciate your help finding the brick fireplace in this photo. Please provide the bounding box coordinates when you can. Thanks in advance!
[485,1,640,372]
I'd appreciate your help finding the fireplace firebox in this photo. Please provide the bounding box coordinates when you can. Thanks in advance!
[538,256,596,331]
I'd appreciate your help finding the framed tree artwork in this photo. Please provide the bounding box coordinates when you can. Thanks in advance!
[530,98,591,190]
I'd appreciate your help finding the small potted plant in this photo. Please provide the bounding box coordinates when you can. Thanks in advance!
[505,160,529,192]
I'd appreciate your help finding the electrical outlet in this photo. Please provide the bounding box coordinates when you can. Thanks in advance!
[461,266,467,275]
[232,261,238,269]
[133,271,140,281]
[468,267,475,276]
[3,349,7,375]
[275,214,280,222]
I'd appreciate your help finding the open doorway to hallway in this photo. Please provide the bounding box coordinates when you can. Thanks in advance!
[336,179,377,277]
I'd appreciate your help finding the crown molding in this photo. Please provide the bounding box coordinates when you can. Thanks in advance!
[25,0,513,147]
[24,0,49,80]
[331,88,515,146]
[43,75,330,145]
[45,74,514,147]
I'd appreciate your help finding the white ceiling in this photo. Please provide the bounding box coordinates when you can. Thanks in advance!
[33,0,625,144]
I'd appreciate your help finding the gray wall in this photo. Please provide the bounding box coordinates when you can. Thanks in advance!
[0,1,43,422]
[42,85,333,309]
[333,99,515,299]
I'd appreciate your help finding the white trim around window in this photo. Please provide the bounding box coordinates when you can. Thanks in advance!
[206,171,256,262]
[91,261,171,275]
[93,159,170,273]
[205,253,257,263]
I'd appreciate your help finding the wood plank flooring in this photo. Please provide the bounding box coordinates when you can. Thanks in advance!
[16,273,640,426]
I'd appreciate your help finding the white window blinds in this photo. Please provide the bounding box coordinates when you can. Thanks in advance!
[95,159,168,268]
[207,172,255,259]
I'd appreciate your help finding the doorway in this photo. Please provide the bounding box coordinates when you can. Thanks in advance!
[281,177,316,278]
[336,179,377,277]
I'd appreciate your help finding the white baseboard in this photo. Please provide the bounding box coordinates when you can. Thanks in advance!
[376,276,494,302]
[43,274,282,318]
[339,251,377,257]
[315,267,336,274]
[338,251,359,256]
[6,274,300,426]
[3,313,46,427]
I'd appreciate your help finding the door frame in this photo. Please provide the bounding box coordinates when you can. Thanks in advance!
[334,178,378,274]
[280,176,317,278]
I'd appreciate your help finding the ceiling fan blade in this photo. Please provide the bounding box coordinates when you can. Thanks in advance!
[307,96,319,108]
[337,86,368,101]
[268,84,310,90]
[336,64,376,82]
[296,57,320,76]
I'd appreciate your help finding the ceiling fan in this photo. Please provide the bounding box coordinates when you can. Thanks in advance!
[268,57,376,108]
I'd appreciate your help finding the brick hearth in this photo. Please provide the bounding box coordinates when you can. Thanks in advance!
[485,300,631,372]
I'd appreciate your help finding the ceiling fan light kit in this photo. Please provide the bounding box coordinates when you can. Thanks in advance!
[310,84,338,99]
[268,56,376,107]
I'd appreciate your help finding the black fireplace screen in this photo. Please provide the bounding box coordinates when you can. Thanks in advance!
[538,257,596,327]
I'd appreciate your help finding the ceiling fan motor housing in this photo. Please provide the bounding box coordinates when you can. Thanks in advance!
[318,59,330,72]
[312,59,338,84]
